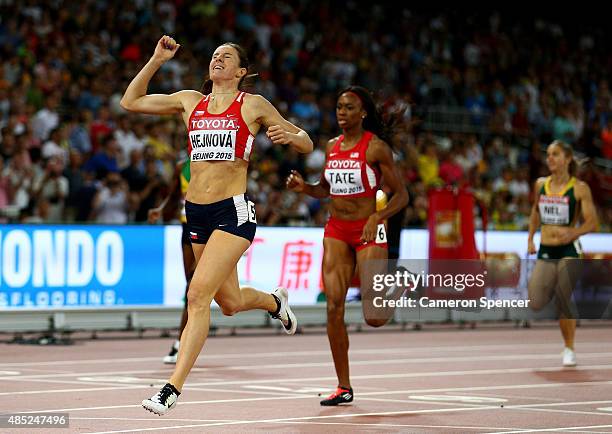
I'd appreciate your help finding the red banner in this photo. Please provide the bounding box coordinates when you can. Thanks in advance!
[427,187,483,299]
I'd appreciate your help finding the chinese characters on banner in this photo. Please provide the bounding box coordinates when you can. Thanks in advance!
[236,228,325,305]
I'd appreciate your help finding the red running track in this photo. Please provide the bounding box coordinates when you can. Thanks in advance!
[1,323,612,433]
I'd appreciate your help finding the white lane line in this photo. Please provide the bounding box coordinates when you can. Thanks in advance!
[507,400,612,409]
[10,380,612,406]
[162,364,612,388]
[356,396,610,418]
[489,425,612,434]
[7,362,611,385]
[514,407,612,417]
[1,383,306,397]
[361,381,612,397]
[5,352,612,380]
[73,416,524,431]
[70,417,236,422]
[17,394,306,413]
[87,406,502,434]
[5,377,155,388]
[13,394,612,413]
[457,392,566,402]
[266,421,526,430]
[1,385,146,396]
[359,397,492,406]
[2,341,610,367]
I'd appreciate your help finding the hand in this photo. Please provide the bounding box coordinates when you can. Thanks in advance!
[554,227,578,245]
[527,239,537,255]
[148,208,162,224]
[286,170,305,193]
[266,125,293,145]
[153,35,180,63]
[360,214,380,243]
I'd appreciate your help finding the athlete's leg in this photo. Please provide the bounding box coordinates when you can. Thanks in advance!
[527,260,557,311]
[164,237,198,364]
[178,241,196,339]
[557,257,581,352]
[323,237,355,389]
[169,230,250,391]
[357,245,390,327]
[214,267,276,316]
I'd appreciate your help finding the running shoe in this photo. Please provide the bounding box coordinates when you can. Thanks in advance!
[320,386,353,406]
[269,287,297,335]
[142,383,180,415]
[562,347,577,367]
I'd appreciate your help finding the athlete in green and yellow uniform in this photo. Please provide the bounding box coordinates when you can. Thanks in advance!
[536,175,582,259]
[527,140,598,367]
[149,159,195,364]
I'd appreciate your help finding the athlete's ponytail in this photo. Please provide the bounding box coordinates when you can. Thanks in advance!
[569,159,577,177]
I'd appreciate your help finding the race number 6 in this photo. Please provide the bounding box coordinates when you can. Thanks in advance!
[376,223,387,243]
[248,201,257,223]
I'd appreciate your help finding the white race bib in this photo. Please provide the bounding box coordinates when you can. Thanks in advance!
[539,195,570,225]
[189,130,236,161]
[325,159,365,196]
[376,223,387,243]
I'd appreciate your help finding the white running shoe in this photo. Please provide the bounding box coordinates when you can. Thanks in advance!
[562,347,577,367]
[269,287,297,335]
[163,340,179,364]
[142,383,180,416]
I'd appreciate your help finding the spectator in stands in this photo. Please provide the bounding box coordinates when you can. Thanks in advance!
[439,148,464,185]
[31,156,69,222]
[417,139,441,187]
[84,135,120,180]
[91,171,129,224]
[30,92,60,142]
[63,149,85,222]
[0,3,609,230]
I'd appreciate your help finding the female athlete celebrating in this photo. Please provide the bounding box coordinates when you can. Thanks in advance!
[121,35,313,415]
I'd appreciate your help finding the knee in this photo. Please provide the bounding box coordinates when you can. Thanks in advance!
[365,317,387,328]
[219,300,241,316]
[186,290,213,312]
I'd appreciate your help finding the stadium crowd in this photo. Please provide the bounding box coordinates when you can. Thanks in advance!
[0,1,610,231]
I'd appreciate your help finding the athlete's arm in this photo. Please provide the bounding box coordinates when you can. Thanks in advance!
[120,36,201,115]
[248,94,313,153]
[369,138,408,222]
[286,170,330,198]
[527,178,545,254]
[566,181,598,240]
[287,138,333,198]
[360,138,408,242]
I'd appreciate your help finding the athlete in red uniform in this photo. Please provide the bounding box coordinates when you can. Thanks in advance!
[287,86,408,405]
[121,36,313,415]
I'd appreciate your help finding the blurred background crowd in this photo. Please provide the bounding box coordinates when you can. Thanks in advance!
[1,1,611,231]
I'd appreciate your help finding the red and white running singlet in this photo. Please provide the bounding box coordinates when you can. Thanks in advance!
[187,92,255,162]
[324,131,381,198]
